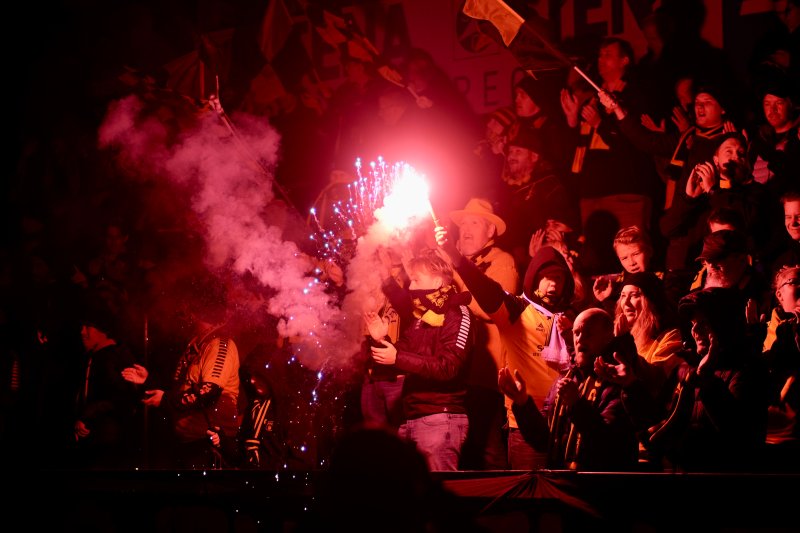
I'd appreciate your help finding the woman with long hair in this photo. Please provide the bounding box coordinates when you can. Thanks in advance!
[595,271,683,469]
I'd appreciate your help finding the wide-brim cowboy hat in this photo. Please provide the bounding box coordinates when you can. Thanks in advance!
[449,198,507,236]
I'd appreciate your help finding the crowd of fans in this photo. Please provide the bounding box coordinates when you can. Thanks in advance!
[2,3,799,476]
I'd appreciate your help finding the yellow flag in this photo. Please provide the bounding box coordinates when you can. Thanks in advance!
[463,0,524,46]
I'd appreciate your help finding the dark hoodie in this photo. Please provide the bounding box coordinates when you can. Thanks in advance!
[380,281,476,420]
[521,246,576,314]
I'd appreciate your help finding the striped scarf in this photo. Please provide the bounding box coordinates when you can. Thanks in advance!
[409,284,458,327]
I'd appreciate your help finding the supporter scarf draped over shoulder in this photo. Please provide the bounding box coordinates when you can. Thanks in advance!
[409,284,459,327]
[471,242,496,274]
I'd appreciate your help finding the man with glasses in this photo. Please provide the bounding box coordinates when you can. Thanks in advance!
[761,264,800,471]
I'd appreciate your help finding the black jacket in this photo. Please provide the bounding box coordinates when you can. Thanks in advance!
[382,281,475,420]
[512,366,638,471]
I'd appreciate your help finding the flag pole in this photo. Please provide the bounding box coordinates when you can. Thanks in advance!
[571,66,603,93]
[491,0,603,93]
[208,94,308,226]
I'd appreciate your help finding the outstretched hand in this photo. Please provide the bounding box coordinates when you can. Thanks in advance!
[142,389,164,407]
[529,228,546,258]
[498,367,528,406]
[671,106,691,133]
[121,364,148,385]
[640,114,665,132]
[593,276,613,302]
[594,352,636,387]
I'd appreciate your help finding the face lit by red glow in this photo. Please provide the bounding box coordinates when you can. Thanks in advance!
[81,324,103,352]
[457,214,495,257]
[618,285,644,325]
[775,266,800,313]
[597,42,629,83]
[694,93,724,129]
[615,243,649,274]
[573,310,613,369]
[690,313,712,356]
[514,87,540,117]
[505,145,538,178]
[485,118,506,155]
[763,94,793,131]
[785,200,800,241]
[408,266,443,291]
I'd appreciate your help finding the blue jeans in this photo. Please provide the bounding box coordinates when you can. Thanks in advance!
[399,413,469,471]
[361,376,405,430]
[508,427,548,471]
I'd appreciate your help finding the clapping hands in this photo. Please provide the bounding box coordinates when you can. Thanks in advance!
[685,162,716,198]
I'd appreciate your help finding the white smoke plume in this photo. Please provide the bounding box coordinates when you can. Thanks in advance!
[98,94,361,371]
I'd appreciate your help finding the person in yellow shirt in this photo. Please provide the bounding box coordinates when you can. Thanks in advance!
[435,222,575,470]
[447,198,519,469]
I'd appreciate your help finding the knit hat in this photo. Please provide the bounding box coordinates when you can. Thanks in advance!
[486,106,515,134]
[506,123,543,154]
[537,263,566,280]
[621,272,662,303]
[714,131,747,151]
[761,76,794,100]
[696,229,748,263]
[678,286,747,337]
[449,198,507,236]
[694,83,730,114]
[522,245,574,310]
[78,298,118,338]
[514,76,539,103]
[621,271,673,322]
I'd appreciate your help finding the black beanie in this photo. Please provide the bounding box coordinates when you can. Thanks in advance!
[515,76,539,102]
[79,298,118,338]
[695,83,730,115]
[623,269,666,307]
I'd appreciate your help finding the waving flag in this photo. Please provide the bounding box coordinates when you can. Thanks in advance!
[462,0,525,46]
[462,0,600,87]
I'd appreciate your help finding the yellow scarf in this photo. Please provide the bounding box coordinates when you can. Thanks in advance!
[410,284,458,327]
